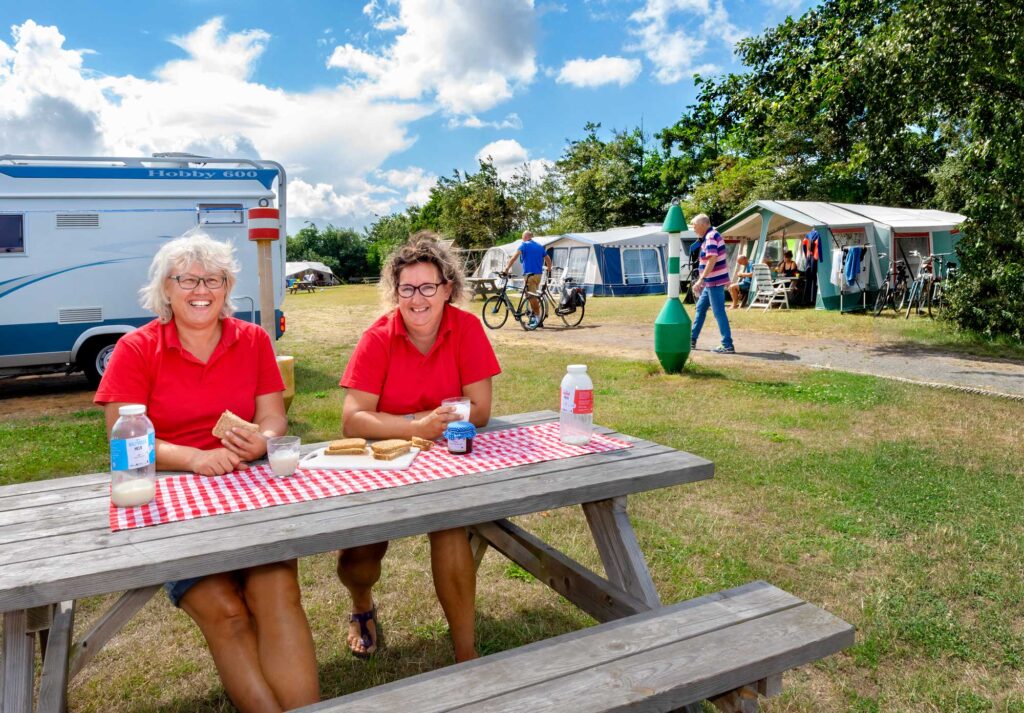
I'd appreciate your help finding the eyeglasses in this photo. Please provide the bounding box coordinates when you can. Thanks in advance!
[168,274,227,290]
[396,281,445,298]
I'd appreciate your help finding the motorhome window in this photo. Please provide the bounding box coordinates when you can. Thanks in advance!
[198,204,244,225]
[0,215,24,254]
[622,248,661,283]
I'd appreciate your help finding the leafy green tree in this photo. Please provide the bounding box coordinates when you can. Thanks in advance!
[661,0,1023,339]
[552,123,670,233]
[286,223,370,281]
[363,211,416,272]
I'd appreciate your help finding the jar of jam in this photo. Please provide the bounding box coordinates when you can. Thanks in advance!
[443,421,476,455]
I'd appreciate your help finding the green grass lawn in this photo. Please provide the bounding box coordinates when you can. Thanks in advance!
[1,286,1022,711]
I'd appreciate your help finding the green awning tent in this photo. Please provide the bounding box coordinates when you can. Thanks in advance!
[717,201,965,311]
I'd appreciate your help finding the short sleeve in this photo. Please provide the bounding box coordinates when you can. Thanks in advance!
[254,329,285,395]
[94,335,152,405]
[340,329,390,395]
[457,312,501,386]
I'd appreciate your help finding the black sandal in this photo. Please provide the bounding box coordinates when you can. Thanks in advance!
[349,606,382,659]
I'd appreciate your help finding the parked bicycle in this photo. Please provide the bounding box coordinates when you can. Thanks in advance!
[904,251,953,318]
[481,272,544,330]
[872,252,911,316]
[536,267,586,328]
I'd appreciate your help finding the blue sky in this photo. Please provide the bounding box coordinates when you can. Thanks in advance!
[0,0,813,230]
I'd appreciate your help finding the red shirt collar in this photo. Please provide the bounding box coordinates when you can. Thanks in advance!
[390,303,455,354]
[162,317,239,363]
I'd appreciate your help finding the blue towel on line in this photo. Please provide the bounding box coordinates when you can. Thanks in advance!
[843,246,863,286]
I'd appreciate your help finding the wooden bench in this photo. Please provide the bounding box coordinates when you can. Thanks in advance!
[296,581,853,713]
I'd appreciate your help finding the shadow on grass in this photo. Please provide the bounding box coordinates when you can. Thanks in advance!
[868,340,1024,365]
[149,610,588,711]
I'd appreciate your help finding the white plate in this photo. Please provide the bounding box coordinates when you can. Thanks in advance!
[299,446,420,471]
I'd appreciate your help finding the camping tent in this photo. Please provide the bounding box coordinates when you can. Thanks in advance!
[284,261,340,286]
[474,226,699,296]
[718,201,965,311]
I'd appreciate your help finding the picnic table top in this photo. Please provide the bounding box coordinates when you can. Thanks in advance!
[0,411,713,613]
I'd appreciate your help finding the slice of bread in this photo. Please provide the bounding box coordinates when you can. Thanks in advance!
[325,446,367,456]
[372,448,410,461]
[370,439,411,460]
[410,436,434,452]
[329,438,366,450]
[371,439,411,456]
[212,410,260,439]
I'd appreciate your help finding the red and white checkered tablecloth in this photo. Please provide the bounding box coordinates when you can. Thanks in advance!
[109,422,632,531]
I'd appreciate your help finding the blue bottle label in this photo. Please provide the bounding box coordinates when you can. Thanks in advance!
[111,432,155,470]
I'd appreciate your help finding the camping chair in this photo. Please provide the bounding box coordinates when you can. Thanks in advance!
[747,263,790,310]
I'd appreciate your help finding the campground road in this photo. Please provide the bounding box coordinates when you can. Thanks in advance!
[488,319,1024,400]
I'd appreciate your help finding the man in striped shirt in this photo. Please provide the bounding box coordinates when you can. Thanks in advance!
[690,214,735,354]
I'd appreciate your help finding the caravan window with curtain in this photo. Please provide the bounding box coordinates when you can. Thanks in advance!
[622,247,661,284]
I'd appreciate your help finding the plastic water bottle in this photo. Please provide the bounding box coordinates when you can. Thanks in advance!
[109,404,156,507]
[559,364,594,445]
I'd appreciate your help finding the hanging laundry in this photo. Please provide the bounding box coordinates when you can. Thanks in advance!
[831,249,846,287]
[844,246,863,287]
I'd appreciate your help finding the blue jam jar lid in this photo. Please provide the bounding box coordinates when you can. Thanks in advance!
[443,420,477,440]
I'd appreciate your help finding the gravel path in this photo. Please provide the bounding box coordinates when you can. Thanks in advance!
[490,320,1024,400]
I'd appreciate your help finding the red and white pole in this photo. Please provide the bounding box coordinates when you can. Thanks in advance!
[248,207,280,348]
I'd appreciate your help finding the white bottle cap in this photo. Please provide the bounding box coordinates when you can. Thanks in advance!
[119,404,147,416]
[567,364,588,373]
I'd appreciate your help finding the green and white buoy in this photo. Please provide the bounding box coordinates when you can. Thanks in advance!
[654,201,692,373]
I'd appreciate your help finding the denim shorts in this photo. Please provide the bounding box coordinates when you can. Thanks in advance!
[164,577,204,608]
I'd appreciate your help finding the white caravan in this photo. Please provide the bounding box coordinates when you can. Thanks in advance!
[0,154,287,386]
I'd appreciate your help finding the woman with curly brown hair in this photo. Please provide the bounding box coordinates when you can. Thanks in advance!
[336,231,501,663]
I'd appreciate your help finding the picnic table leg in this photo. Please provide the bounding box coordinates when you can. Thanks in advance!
[2,609,35,713]
[582,497,661,609]
[37,601,75,713]
[68,586,159,681]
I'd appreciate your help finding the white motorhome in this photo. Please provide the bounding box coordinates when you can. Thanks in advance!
[0,154,287,386]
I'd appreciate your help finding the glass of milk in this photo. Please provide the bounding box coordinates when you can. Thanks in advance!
[441,397,472,422]
[267,436,301,477]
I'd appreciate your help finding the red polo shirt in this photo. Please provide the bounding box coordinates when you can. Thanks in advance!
[94,317,284,450]
[340,303,501,414]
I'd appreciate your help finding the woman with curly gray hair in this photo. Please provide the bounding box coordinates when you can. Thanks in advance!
[95,229,319,711]
[336,231,501,663]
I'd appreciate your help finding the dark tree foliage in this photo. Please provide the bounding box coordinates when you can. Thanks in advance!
[660,0,1023,339]
[285,223,371,281]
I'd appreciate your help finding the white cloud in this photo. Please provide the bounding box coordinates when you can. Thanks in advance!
[475,139,551,181]
[556,55,641,88]
[327,0,537,115]
[628,0,746,83]
[447,113,523,130]
[0,17,443,229]
[378,166,437,205]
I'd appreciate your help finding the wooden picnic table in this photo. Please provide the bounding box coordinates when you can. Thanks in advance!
[0,411,713,712]
[464,276,503,299]
[289,279,317,294]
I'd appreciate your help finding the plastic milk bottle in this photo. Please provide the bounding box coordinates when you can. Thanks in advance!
[559,364,594,445]
[109,404,157,507]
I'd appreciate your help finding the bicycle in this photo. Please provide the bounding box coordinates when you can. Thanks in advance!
[872,252,910,316]
[535,267,586,328]
[903,251,952,318]
[926,254,955,316]
[480,272,544,331]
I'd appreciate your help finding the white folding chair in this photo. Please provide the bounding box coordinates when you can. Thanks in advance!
[747,263,790,310]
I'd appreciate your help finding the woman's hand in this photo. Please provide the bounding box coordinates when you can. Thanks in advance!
[413,405,461,440]
[189,448,244,476]
[221,427,269,461]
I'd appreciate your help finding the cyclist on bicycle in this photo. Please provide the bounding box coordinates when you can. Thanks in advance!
[504,230,552,329]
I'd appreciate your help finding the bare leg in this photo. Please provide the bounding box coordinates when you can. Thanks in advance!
[337,542,388,655]
[428,528,478,662]
[243,561,320,709]
[180,574,281,713]
[729,284,740,308]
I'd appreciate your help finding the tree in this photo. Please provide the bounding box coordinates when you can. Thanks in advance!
[363,211,416,272]
[551,123,670,233]
[286,223,370,281]
[660,0,1023,339]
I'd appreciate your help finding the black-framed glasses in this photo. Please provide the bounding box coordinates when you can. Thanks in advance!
[396,281,445,298]
[168,274,227,290]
